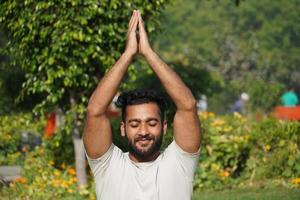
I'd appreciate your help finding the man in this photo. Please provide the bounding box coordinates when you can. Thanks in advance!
[281,87,299,107]
[229,92,249,114]
[197,94,208,113]
[83,10,201,200]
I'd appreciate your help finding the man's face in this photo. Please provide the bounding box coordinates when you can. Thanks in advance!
[121,102,167,161]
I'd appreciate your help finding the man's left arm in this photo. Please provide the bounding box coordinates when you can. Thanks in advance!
[137,12,201,153]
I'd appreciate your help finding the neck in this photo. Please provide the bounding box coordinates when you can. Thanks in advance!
[129,151,160,163]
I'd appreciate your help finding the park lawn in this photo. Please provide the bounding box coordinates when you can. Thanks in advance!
[192,187,300,200]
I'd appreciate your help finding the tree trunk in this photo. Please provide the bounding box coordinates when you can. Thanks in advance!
[70,96,87,187]
[72,136,87,186]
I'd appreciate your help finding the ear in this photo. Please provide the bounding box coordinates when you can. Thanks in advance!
[162,120,167,135]
[120,122,125,137]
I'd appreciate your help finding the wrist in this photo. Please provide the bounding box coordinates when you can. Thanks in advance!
[143,48,156,59]
[122,51,135,60]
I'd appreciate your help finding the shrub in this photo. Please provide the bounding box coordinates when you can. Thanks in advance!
[1,145,96,199]
[194,113,300,190]
[0,114,44,165]
[244,119,300,181]
[194,112,252,189]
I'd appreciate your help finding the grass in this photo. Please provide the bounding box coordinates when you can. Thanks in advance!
[192,187,300,200]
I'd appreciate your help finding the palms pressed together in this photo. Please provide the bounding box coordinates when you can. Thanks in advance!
[125,10,152,58]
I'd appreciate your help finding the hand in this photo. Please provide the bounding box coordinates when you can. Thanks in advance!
[137,11,153,56]
[124,10,139,57]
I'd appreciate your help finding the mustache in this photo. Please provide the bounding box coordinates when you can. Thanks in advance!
[134,134,154,141]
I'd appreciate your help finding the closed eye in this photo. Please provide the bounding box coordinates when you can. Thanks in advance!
[148,120,158,127]
[129,121,139,128]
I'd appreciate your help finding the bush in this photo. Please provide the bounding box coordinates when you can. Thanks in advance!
[0,114,44,165]
[244,119,300,181]
[194,112,252,189]
[1,145,96,199]
[194,112,300,190]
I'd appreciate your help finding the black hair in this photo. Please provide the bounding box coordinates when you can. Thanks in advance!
[115,89,167,122]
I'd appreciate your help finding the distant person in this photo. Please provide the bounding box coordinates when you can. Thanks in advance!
[230,93,250,114]
[281,87,299,107]
[197,94,207,113]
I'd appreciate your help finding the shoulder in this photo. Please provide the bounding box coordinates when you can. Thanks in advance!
[164,140,200,159]
[160,140,200,180]
[85,144,126,177]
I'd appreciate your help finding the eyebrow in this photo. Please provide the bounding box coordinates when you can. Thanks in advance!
[128,119,141,123]
[146,118,159,122]
[127,118,159,123]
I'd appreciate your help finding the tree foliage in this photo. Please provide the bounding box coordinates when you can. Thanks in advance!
[0,0,169,117]
[154,0,300,112]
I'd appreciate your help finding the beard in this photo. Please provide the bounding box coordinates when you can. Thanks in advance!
[125,131,163,161]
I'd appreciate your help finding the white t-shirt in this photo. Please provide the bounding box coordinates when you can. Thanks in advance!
[86,141,200,200]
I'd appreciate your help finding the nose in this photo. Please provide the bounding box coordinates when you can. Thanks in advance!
[139,122,149,136]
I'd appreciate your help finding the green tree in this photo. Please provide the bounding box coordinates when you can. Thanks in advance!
[154,0,300,112]
[0,0,169,186]
[0,38,40,114]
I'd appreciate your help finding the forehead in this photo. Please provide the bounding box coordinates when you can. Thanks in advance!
[125,103,161,121]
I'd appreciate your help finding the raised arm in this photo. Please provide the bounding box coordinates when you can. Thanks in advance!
[83,11,139,159]
[137,12,201,153]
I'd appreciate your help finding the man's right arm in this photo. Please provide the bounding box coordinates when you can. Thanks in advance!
[83,11,139,159]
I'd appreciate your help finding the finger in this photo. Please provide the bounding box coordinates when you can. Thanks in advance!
[129,11,138,34]
[138,11,146,34]
[131,12,139,33]
[128,11,134,28]
[138,11,145,31]
[128,10,136,30]
[128,11,137,33]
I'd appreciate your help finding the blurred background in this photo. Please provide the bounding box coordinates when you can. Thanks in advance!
[0,0,300,199]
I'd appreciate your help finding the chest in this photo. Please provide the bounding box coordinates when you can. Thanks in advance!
[99,161,187,200]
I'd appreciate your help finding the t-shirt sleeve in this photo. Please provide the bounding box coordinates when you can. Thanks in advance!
[164,140,200,180]
[84,144,115,178]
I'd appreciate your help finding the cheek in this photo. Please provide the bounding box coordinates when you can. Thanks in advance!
[125,127,137,139]
[148,125,162,135]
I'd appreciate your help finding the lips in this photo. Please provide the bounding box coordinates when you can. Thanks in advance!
[135,138,153,147]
